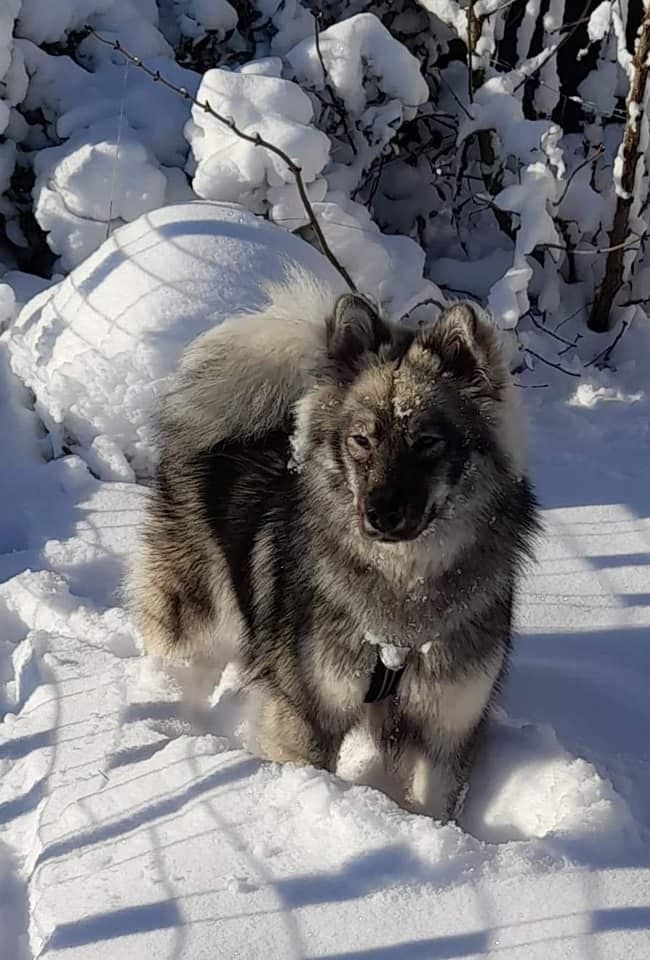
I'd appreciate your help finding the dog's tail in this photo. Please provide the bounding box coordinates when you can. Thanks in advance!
[158,267,346,454]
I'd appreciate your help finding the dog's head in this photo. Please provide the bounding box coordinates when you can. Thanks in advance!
[295,294,519,544]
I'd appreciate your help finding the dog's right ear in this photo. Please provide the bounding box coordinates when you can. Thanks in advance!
[326,294,391,375]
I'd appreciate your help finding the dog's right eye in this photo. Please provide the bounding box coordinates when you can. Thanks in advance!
[350,434,371,449]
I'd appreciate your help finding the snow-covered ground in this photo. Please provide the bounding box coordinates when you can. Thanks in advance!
[1,206,649,960]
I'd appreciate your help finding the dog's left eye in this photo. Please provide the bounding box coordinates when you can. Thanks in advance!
[412,434,445,453]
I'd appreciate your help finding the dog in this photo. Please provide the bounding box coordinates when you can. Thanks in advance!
[132,272,539,820]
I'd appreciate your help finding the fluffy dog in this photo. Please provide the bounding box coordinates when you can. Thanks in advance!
[132,275,539,820]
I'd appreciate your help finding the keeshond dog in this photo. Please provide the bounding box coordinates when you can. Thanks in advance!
[132,273,539,821]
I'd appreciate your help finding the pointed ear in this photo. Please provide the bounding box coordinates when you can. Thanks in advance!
[326,294,391,374]
[417,302,502,395]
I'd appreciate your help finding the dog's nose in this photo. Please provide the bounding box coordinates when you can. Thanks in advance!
[363,498,406,539]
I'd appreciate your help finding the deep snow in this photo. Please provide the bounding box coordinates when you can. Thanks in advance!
[1,206,649,960]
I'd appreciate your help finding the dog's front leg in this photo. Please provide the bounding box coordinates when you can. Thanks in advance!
[402,748,463,822]
[256,689,342,772]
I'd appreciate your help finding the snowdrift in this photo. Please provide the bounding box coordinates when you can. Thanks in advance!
[7,200,343,478]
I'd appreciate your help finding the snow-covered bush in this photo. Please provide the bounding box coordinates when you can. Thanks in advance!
[0,0,648,387]
[187,58,331,220]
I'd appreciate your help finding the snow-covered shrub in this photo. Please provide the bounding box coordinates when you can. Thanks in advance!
[185,11,433,308]
[32,118,172,271]
[0,0,647,363]
[286,12,428,191]
[186,57,330,221]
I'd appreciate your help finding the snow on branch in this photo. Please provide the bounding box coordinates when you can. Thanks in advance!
[86,26,357,292]
[589,7,650,332]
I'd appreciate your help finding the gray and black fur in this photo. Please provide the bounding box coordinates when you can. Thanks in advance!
[132,273,539,820]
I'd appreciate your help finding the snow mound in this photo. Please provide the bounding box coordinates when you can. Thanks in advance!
[7,200,344,477]
[463,714,635,847]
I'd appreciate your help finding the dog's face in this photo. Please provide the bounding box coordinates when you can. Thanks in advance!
[299,295,512,544]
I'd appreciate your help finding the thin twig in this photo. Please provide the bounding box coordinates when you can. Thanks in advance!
[554,303,588,332]
[401,296,447,324]
[367,152,386,209]
[523,347,581,377]
[539,233,644,257]
[549,16,591,34]
[512,1,593,93]
[435,68,472,119]
[480,0,522,19]
[620,296,650,306]
[583,320,630,368]
[553,145,605,208]
[86,27,356,291]
[527,312,580,348]
[105,55,129,239]
[490,54,628,120]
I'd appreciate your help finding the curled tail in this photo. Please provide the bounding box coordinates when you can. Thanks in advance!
[158,269,346,456]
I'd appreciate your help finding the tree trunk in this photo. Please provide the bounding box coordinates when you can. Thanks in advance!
[589,7,650,333]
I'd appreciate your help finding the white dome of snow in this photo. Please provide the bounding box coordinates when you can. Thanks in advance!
[7,200,344,478]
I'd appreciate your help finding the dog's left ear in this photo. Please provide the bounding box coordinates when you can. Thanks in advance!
[326,294,391,375]
[417,302,502,395]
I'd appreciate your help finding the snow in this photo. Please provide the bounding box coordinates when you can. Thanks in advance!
[1,317,650,956]
[180,0,238,37]
[489,162,561,327]
[1,198,650,958]
[256,0,315,57]
[6,201,344,478]
[16,0,113,46]
[286,13,428,119]
[33,122,168,271]
[17,39,200,269]
[1,4,650,953]
[587,1,613,43]
[187,62,330,218]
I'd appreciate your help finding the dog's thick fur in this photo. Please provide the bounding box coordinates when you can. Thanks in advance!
[132,273,539,821]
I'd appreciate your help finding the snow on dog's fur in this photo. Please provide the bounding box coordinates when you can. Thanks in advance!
[132,272,539,820]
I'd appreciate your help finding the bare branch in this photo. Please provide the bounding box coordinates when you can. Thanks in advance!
[527,312,581,349]
[435,68,472,119]
[400,296,447,325]
[367,152,386,210]
[584,320,630,368]
[512,1,593,94]
[523,348,581,377]
[86,27,356,291]
[549,16,591,35]
[554,304,588,331]
[538,233,644,257]
[553,145,605,208]
[479,0,522,19]
[490,55,628,120]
